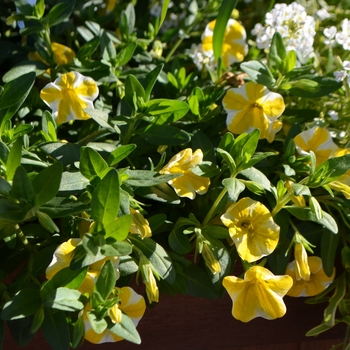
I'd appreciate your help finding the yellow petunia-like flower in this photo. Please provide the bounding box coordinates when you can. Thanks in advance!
[294,242,310,281]
[159,148,210,199]
[29,42,76,66]
[45,238,119,295]
[294,126,339,166]
[285,256,335,297]
[220,197,280,263]
[202,19,248,67]
[223,266,293,322]
[222,82,285,143]
[40,71,99,124]
[84,286,146,344]
[129,208,152,239]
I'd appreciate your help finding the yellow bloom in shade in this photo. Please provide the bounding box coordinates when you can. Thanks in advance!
[202,243,221,274]
[294,126,339,166]
[45,238,119,295]
[84,287,146,344]
[145,266,159,304]
[159,148,210,199]
[294,242,310,281]
[328,148,350,198]
[129,208,152,239]
[222,82,285,142]
[202,19,248,66]
[28,42,76,66]
[40,71,99,124]
[223,266,293,322]
[286,256,335,297]
[220,197,280,263]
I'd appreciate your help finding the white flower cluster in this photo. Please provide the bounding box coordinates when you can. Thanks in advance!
[333,60,350,86]
[188,44,216,71]
[324,19,350,50]
[251,2,316,63]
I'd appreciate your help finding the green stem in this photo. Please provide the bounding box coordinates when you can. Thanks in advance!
[271,189,295,217]
[76,129,111,145]
[122,119,137,145]
[202,187,227,227]
[342,324,350,350]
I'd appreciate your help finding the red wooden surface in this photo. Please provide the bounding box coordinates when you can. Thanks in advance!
[3,292,346,349]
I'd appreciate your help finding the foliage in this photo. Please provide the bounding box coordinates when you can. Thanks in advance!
[1,0,350,348]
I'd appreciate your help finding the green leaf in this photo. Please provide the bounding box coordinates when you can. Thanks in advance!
[71,316,85,349]
[41,266,88,298]
[144,99,189,125]
[169,229,192,254]
[58,172,89,195]
[46,1,75,27]
[2,61,47,83]
[105,214,133,241]
[44,288,83,312]
[100,29,117,62]
[124,169,179,187]
[159,0,171,30]
[41,308,70,350]
[240,61,276,89]
[321,229,339,277]
[212,0,238,61]
[202,225,230,239]
[0,72,35,111]
[135,183,181,204]
[217,148,236,175]
[0,197,26,221]
[267,32,286,71]
[37,211,60,233]
[80,147,108,180]
[11,166,35,204]
[288,75,342,98]
[125,75,145,112]
[180,263,218,299]
[84,108,116,133]
[6,137,22,181]
[87,310,107,334]
[39,142,81,167]
[286,207,338,234]
[107,144,136,167]
[0,176,11,197]
[324,274,346,327]
[222,177,245,202]
[306,322,334,337]
[109,314,141,344]
[139,124,191,145]
[129,236,175,284]
[116,43,137,67]
[143,64,164,101]
[95,260,116,300]
[32,162,63,206]
[77,37,100,61]
[240,167,271,192]
[1,289,42,320]
[91,169,120,227]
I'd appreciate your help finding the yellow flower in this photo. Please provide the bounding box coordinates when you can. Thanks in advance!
[220,197,280,263]
[328,148,350,198]
[202,19,248,66]
[84,287,146,344]
[129,208,152,239]
[145,266,159,304]
[223,266,293,322]
[222,82,285,142]
[294,242,310,281]
[202,243,221,274]
[45,238,119,295]
[40,71,99,124]
[285,256,335,297]
[294,126,339,166]
[159,148,210,199]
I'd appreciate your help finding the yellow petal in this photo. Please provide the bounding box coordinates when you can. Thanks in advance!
[286,256,335,297]
[294,243,310,281]
[220,198,280,262]
[52,42,76,65]
[223,266,293,322]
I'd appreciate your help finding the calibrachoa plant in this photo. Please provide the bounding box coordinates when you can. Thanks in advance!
[2,0,350,348]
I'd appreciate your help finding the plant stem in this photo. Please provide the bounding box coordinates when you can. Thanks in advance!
[342,324,350,350]
[202,187,227,227]
[271,189,295,217]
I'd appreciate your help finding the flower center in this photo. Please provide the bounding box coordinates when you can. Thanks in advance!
[252,102,263,109]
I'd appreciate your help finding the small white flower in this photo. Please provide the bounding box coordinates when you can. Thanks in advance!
[315,9,331,21]
[334,70,348,82]
[328,110,339,121]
